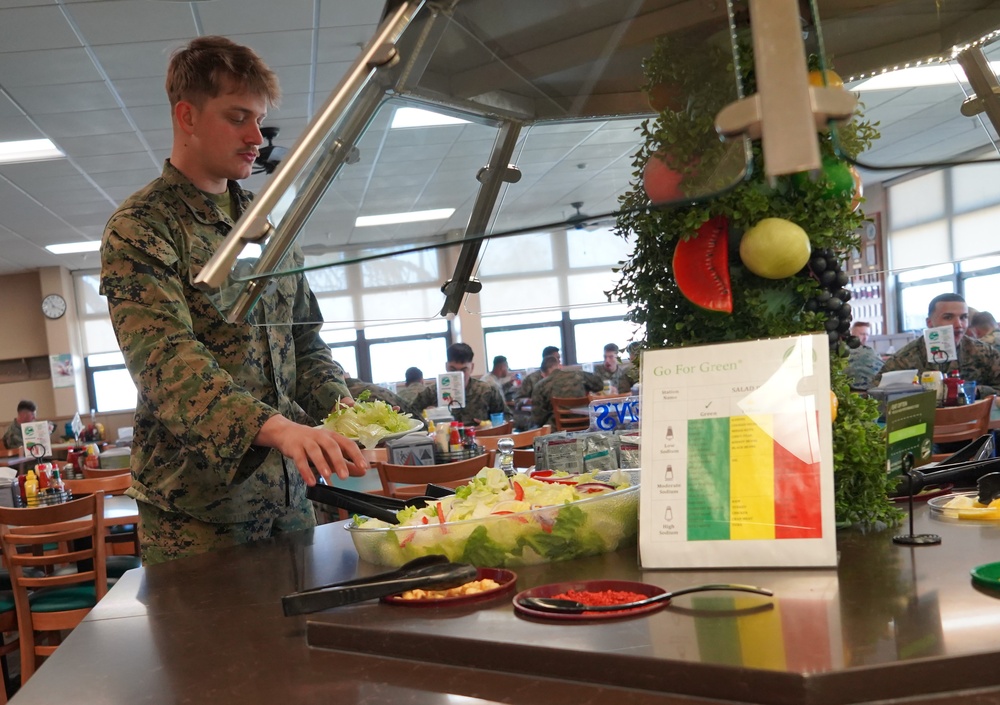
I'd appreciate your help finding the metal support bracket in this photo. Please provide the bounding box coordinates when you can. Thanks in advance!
[715,0,857,178]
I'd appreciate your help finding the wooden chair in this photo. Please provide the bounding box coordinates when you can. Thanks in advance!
[80,466,131,480]
[475,421,513,437]
[0,605,17,703]
[551,395,591,432]
[931,395,996,461]
[377,453,491,499]
[0,494,108,682]
[477,425,551,452]
[63,473,140,573]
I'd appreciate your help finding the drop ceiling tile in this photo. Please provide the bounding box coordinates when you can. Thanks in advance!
[76,151,158,174]
[199,0,315,34]
[55,132,148,158]
[113,78,171,109]
[225,30,314,68]
[67,0,195,45]
[6,81,119,114]
[91,40,182,80]
[0,6,81,52]
[33,108,133,139]
[316,26,376,62]
[126,105,172,132]
[89,167,160,189]
[0,47,102,87]
[0,114,48,142]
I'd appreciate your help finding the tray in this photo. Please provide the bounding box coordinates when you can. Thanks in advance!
[928,491,1000,524]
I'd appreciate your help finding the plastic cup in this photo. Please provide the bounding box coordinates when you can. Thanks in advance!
[490,413,505,426]
[964,381,977,401]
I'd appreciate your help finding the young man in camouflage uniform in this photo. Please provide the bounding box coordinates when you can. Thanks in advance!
[395,367,425,409]
[844,321,884,391]
[412,343,506,425]
[876,293,1000,398]
[530,355,603,428]
[593,343,631,394]
[515,345,560,403]
[100,37,367,565]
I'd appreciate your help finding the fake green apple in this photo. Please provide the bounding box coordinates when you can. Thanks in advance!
[739,218,811,279]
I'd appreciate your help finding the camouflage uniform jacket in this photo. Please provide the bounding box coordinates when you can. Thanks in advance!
[876,335,1000,397]
[844,345,884,391]
[530,368,604,427]
[412,377,505,425]
[980,330,1000,351]
[516,370,543,400]
[101,161,350,523]
[593,363,631,393]
[395,382,426,410]
[2,420,21,452]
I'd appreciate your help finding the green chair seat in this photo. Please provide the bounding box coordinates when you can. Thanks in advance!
[109,524,136,535]
[0,592,14,613]
[28,584,98,612]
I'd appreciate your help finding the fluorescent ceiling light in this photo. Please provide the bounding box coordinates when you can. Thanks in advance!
[0,138,64,164]
[391,107,469,129]
[46,241,101,254]
[852,61,1000,90]
[355,208,455,227]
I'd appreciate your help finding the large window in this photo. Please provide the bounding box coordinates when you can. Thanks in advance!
[887,161,1000,332]
[477,226,642,368]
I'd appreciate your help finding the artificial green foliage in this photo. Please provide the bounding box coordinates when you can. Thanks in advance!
[612,37,900,528]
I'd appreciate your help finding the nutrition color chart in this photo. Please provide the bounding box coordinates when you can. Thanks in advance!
[639,334,837,569]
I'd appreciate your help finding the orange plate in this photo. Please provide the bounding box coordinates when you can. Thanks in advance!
[381,568,517,607]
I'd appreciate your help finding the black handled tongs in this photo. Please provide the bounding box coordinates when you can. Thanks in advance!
[282,555,478,616]
[893,434,999,497]
[306,483,437,524]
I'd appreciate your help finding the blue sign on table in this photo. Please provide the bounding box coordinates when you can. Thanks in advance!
[589,396,640,432]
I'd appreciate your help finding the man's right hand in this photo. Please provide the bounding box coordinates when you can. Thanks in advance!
[254,415,368,486]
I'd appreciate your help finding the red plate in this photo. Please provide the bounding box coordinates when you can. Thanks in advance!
[513,579,666,621]
[381,568,517,607]
[890,484,954,503]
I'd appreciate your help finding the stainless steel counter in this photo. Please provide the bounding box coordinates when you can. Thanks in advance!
[11,503,1000,705]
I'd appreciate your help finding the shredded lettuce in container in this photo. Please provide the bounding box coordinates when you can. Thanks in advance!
[323,390,415,448]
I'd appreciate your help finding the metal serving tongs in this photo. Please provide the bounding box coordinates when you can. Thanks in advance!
[306,482,439,524]
[282,555,478,616]
[892,434,998,497]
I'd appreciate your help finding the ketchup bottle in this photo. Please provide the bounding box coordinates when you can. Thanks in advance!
[943,369,964,407]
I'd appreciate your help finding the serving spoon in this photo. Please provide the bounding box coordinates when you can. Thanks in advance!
[517,583,772,614]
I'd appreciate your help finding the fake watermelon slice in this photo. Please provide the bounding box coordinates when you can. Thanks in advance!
[673,215,732,313]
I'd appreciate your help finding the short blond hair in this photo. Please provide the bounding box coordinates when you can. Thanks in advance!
[166,36,279,109]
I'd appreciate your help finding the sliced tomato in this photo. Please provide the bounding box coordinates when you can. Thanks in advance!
[399,531,416,547]
[529,470,554,478]
[512,481,525,501]
[421,515,429,524]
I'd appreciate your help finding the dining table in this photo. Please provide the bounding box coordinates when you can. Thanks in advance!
[9,497,1000,705]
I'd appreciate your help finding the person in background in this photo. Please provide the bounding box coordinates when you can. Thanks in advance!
[516,345,560,403]
[481,355,512,396]
[395,367,425,409]
[970,311,1000,350]
[100,36,367,565]
[412,343,506,425]
[593,343,630,394]
[344,377,422,421]
[2,400,36,451]
[530,355,603,428]
[876,293,1000,397]
[844,321,883,391]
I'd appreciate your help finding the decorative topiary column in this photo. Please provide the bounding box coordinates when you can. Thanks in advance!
[612,37,900,528]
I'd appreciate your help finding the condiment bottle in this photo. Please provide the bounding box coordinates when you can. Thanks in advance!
[943,369,964,407]
[449,422,463,453]
[50,468,65,495]
[463,425,477,451]
[24,470,39,508]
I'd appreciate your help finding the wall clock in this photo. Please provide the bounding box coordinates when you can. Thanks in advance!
[41,293,67,320]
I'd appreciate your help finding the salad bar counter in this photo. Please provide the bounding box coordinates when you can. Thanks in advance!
[12,502,1000,705]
